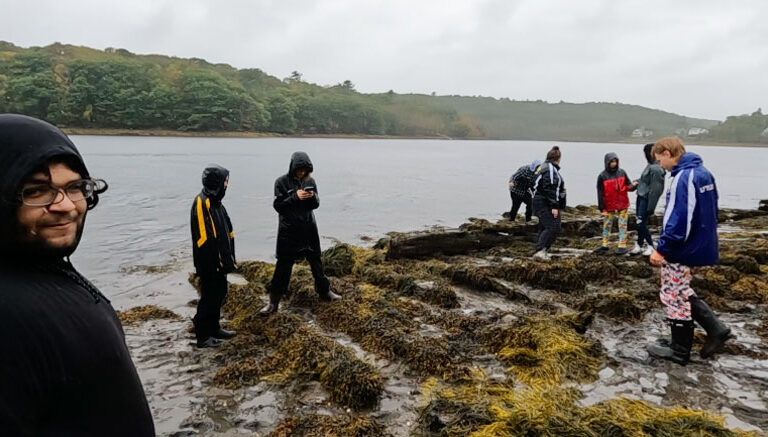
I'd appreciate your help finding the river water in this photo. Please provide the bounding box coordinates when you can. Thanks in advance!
[69,136,768,306]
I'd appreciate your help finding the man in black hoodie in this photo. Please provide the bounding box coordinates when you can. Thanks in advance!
[190,165,237,348]
[260,152,341,314]
[0,114,155,435]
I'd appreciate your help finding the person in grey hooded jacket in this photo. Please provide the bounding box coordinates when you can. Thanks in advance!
[630,143,666,256]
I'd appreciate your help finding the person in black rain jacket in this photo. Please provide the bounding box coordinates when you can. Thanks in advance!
[260,152,341,314]
[531,146,566,260]
[190,165,237,348]
[0,114,155,436]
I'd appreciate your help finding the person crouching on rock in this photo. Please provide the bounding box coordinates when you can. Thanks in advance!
[260,152,341,315]
[532,146,565,261]
[594,152,638,256]
[647,137,731,365]
[191,165,237,348]
[508,160,541,223]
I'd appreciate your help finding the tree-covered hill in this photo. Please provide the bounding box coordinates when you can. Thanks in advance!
[0,41,723,140]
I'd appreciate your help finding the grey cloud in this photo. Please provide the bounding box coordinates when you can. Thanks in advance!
[1,0,765,119]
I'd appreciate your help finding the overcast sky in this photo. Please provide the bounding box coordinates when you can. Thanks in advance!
[2,0,766,120]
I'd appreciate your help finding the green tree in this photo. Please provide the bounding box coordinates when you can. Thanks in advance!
[267,93,297,133]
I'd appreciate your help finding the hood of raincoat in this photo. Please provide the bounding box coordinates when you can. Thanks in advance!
[604,152,619,172]
[202,165,230,202]
[288,151,314,178]
[0,114,95,262]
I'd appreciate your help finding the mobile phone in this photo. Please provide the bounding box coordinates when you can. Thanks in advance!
[303,186,315,192]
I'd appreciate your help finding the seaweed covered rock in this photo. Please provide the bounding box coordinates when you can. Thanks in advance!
[720,254,762,275]
[482,315,602,385]
[322,243,358,276]
[236,260,275,284]
[269,414,388,437]
[577,290,653,323]
[415,377,754,437]
[214,315,384,410]
[730,276,768,303]
[117,305,181,325]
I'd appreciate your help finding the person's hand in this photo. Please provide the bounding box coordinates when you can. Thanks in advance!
[508,181,515,188]
[649,250,665,266]
[552,209,559,218]
[601,210,608,216]
[632,181,639,187]
[297,189,314,200]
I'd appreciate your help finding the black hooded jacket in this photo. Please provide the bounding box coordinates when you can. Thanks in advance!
[532,160,566,209]
[0,114,154,436]
[273,152,321,258]
[191,165,236,275]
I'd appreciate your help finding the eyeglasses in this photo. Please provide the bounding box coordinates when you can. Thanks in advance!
[20,178,107,207]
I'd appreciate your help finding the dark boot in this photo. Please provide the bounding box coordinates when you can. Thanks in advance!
[690,295,731,358]
[213,328,237,339]
[259,293,280,315]
[318,289,342,302]
[647,319,694,365]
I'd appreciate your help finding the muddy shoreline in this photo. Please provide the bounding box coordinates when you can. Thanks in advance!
[121,204,768,436]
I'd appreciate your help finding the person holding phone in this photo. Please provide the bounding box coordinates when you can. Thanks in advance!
[260,151,341,315]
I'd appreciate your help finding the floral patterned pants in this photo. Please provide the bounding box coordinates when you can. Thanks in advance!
[602,209,629,248]
[659,263,696,321]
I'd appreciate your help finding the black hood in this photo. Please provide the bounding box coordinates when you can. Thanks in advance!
[643,143,655,164]
[0,114,93,262]
[288,151,314,178]
[0,114,90,202]
[604,152,619,172]
[202,164,229,201]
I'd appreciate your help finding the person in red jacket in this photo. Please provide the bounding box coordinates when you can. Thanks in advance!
[594,152,637,255]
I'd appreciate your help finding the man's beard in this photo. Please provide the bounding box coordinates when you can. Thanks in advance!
[2,215,86,261]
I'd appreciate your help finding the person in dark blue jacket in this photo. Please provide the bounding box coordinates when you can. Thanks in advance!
[647,137,730,365]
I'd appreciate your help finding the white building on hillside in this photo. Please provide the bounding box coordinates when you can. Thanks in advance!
[687,127,709,137]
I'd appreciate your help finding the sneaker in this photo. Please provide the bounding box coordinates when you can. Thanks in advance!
[615,247,629,256]
[593,246,610,254]
[629,243,644,255]
[642,245,654,256]
[196,337,224,348]
[533,250,551,261]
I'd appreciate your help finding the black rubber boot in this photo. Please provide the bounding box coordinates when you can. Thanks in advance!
[647,319,694,365]
[690,295,731,358]
[259,291,281,315]
[213,328,237,339]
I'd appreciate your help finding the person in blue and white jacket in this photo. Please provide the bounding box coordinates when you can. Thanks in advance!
[647,137,731,365]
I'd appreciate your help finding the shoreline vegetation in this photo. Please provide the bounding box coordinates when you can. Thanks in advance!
[2,40,766,146]
[61,127,768,147]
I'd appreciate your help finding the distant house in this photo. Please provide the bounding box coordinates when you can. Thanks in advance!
[631,127,653,138]
[687,127,709,137]
[674,128,687,137]
[762,127,768,137]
